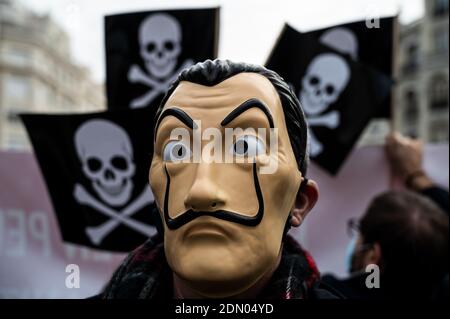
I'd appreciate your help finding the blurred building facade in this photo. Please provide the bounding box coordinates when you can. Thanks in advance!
[0,0,105,150]
[360,0,449,145]
[394,0,449,142]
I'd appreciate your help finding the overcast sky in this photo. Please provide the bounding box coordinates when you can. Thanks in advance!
[21,0,424,83]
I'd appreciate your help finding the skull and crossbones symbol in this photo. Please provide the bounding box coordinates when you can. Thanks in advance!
[319,27,359,61]
[299,53,350,157]
[74,119,156,245]
[127,13,193,108]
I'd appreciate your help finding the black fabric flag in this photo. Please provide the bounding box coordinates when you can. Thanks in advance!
[21,108,159,252]
[304,17,395,117]
[105,8,220,110]
[266,24,391,175]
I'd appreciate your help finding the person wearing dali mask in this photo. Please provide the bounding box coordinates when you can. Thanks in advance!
[100,59,339,299]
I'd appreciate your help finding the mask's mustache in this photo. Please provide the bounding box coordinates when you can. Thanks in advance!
[163,162,264,230]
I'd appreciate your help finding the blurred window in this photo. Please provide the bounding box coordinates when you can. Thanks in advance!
[433,27,449,53]
[7,110,19,121]
[3,47,30,68]
[404,44,419,74]
[429,74,449,110]
[404,90,419,125]
[434,0,449,17]
[4,74,31,109]
[429,121,449,142]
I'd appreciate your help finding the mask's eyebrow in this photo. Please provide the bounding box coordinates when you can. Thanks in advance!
[154,107,198,141]
[220,98,274,128]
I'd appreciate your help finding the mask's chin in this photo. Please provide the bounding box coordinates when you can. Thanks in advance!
[165,227,282,298]
[171,244,282,298]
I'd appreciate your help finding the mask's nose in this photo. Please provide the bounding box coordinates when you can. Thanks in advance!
[184,163,226,212]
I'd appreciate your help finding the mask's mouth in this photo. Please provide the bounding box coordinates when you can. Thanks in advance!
[183,220,231,240]
[163,162,264,230]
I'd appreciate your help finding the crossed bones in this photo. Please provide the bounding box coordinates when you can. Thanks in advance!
[127,59,194,108]
[73,184,156,245]
[308,111,340,157]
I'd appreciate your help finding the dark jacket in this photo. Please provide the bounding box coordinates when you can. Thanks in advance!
[99,234,340,299]
[420,186,449,215]
[322,272,383,299]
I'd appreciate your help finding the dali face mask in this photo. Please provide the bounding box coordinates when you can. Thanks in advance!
[149,73,303,297]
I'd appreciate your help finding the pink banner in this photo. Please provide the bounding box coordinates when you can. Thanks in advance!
[0,145,448,297]
[0,151,125,298]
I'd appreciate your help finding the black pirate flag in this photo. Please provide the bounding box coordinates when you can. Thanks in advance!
[105,8,220,110]
[21,108,159,252]
[304,17,395,118]
[266,24,391,175]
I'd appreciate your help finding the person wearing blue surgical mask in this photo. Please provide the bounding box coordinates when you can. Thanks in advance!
[344,218,381,275]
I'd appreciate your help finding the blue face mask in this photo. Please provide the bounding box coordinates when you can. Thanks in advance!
[345,236,358,274]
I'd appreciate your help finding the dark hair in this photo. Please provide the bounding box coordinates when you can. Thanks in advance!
[360,190,449,296]
[156,59,309,175]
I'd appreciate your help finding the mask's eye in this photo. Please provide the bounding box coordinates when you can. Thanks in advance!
[163,140,191,162]
[231,135,265,158]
